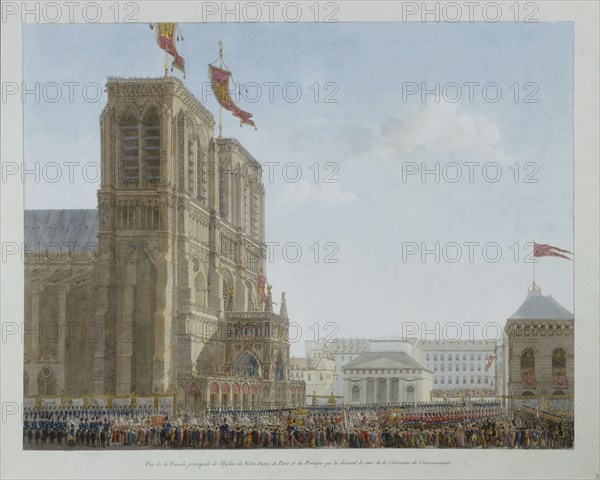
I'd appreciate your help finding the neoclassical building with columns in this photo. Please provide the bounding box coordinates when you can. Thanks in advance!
[24,76,304,411]
[343,352,433,404]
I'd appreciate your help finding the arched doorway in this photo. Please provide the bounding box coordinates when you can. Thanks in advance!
[351,385,360,402]
[406,385,416,403]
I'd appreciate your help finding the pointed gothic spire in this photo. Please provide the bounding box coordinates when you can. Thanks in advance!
[279,291,288,318]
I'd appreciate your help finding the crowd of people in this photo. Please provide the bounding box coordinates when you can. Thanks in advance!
[23,401,573,449]
[430,389,497,398]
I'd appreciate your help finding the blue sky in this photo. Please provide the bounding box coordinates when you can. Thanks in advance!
[23,22,573,354]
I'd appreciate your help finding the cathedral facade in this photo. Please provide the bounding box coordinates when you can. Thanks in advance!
[24,77,305,411]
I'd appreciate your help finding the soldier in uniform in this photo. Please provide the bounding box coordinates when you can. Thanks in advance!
[67,420,76,446]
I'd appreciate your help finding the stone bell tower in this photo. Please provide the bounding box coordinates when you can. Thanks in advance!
[94,76,267,398]
[95,77,216,396]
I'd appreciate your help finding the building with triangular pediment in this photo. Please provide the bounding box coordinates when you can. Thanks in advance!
[343,351,433,403]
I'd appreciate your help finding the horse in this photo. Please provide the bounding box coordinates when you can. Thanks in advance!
[90,430,100,447]
[57,429,65,446]
[40,428,49,445]
[48,429,56,446]
[98,429,106,448]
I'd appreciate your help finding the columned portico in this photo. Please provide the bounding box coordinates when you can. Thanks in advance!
[343,352,433,404]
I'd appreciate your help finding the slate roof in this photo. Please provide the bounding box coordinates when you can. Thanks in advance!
[508,289,573,321]
[343,351,430,371]
[24,209,99,252]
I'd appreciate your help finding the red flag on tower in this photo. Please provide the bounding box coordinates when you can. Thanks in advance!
[533,242,572,260]
[150,23,185,76]
[209,65,256,128]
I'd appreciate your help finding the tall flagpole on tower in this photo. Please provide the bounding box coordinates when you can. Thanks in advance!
[218,40,224,139]
[532,238,536,288]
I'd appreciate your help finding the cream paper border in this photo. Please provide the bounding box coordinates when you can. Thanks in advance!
[1,1,598,479]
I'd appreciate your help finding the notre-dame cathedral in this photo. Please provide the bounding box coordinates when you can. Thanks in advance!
[23,76,305,411]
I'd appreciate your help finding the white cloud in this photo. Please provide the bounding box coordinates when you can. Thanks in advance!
[279,181,357,205]
[377,101,511,162]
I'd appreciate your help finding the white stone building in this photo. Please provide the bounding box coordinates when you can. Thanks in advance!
[343,352,433,404]
[417,339,497,396]
[313,336,419,397]
[290,343,337,404]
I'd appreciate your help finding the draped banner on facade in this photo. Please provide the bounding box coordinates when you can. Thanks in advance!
[150,22,185,75]
[87,397,108,407]
[136,397,154,408]
[257,274,267,303]
[158,396,174,417]
[553,367,568,388]
[521,368,537,388]
[484,354,496,371]
[209,65,256,128]
[64,398,84,407]
[40,397,61,407]
[112,397,131,408]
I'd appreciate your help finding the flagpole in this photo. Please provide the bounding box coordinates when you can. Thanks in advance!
[218,40,223,139]
[532,238,536,287]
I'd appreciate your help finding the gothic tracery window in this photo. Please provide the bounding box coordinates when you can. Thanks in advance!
[120,113,139,186]
[219,163,228,219]
[142,109,160,185]
[196,139,205,203]
[37,367,56,396]
[233,351,260,378]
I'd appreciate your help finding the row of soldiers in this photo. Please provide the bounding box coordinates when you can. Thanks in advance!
[24,405,157,420]
[24,415,111,447]
[24,403,572,449]
[26,399,500,424]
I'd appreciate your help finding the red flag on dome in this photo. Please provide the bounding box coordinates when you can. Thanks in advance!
[533,242,572,260]
[150,23,185,76]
